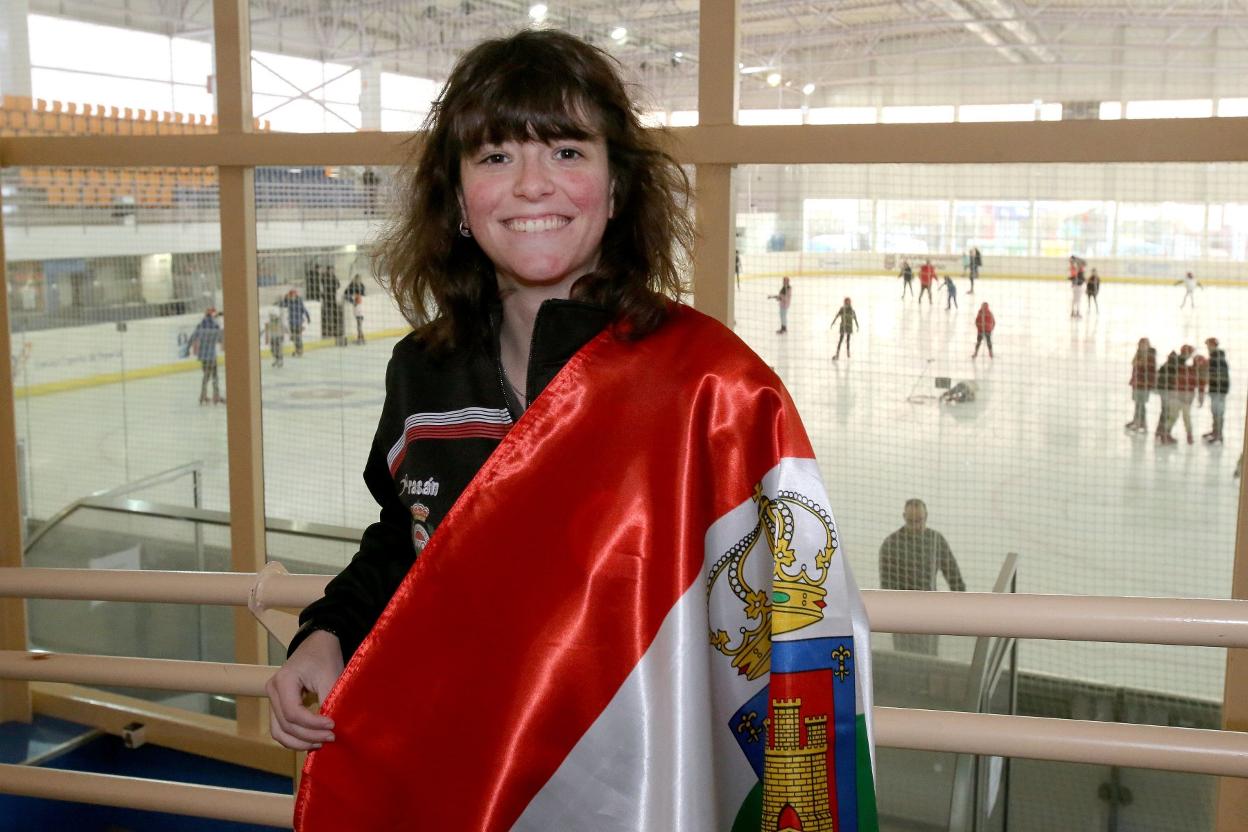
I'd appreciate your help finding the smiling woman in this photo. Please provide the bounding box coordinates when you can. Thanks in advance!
[268,28,878,832]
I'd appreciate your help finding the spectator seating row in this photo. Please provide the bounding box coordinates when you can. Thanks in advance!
[1,95,269,208]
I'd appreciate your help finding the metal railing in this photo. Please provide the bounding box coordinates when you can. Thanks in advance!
[2,566,1248,828]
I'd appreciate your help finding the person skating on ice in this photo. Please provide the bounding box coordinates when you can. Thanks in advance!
[1201,338,1230,444]
[189,307,225,404]
[1068,255,1086,319]
[899,259,914,298]
[941,274,958,310]
[831,297,859,360]
[918,259,937,304]
[768,276,792,333]
[1154,350,1180,445]
[264,310,289,367]
[1085,268,1100,313]
[972,302,995,358]
[968,246,981,294]
[1125,337,1157,432]
[1177,271,1203,308]
[279,288,311,356]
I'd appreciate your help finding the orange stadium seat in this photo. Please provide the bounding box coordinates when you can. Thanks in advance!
[3,95,33,111]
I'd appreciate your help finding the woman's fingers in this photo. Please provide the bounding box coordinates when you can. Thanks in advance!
[266,668,336,749]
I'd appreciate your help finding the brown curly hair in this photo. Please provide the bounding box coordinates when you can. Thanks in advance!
[376,28,693,351]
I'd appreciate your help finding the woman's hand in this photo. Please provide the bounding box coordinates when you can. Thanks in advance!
[266,629,345,750]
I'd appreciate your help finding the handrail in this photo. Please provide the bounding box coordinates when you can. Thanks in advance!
[0,763,294,828]
[24,460,206,553]
[4,568,1248,646]
[874,707,1248,778]
[0,650,273,695]
[1,567,330,607]
[73,496,363,543]
[0,708,1244,832]
[26,494,362,556]
[3,648,1247,779]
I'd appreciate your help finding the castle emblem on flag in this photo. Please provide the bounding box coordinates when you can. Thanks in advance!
[708,483,838,680]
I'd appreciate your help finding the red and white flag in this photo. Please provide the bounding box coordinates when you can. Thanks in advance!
[295,305,878,831]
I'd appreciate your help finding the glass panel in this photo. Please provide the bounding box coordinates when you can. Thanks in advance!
[247,2,700,131]
[255,165,404,574]
[733,161,1246,712]
[4,166,228,526]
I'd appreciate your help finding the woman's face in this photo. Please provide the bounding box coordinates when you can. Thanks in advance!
[459,136,612,295]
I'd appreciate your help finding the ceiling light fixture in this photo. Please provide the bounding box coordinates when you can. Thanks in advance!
[610,26,628,43]
[766,72,782,87]
[528,4,547,22]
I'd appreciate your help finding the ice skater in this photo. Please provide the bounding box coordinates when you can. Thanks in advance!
[189,307,224,405]
[918,259,937,304]
[941,274,958,310]
[968,246,981,294]
[1177,271,1203,308]
[972,302,995,358]
[344,274,367,344]
[831,297,859,360]
[264,310,289,367]
[1125,338,1156,432]
[1085,268,1100,313]
[1068,256,1086,318]
[1201,338,1229,444]
[279,288,311,356]
[768,276,792,333]
[1154,350,1180,445]
[1162,345,1202,445]
[899,260,914,298]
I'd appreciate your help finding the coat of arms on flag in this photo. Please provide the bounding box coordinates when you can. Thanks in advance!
[709,467,874,832]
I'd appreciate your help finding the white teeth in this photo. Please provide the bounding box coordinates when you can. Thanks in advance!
[507,217,569,233]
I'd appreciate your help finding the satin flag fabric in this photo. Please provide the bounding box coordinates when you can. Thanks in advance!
[294,304,878,831]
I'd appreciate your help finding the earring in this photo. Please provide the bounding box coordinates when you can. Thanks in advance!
[458,221,472,238]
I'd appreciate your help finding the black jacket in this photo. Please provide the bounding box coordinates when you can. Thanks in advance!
[290,300,610,660]
[1207,348,1230,395]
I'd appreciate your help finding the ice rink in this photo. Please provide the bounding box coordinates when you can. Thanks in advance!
[14,271,1246,701]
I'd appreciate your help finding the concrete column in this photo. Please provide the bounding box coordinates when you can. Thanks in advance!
[359,61,381,131]
[0,0,33,98]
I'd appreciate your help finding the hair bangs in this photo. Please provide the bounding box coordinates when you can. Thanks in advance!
[448,73,603,154]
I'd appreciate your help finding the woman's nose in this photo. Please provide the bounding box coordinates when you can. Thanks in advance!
[513,155,555,199]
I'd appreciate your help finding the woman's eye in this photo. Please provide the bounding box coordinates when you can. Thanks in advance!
[480,152,507,164]
[555,147,583,160]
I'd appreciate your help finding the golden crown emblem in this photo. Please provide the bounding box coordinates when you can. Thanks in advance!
[708,484,838,680]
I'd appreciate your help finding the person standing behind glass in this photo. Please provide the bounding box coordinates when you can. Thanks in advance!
[1202,337,1230,444]
[768,276,792,333]
[879,498,966,654]
[1125,337,1156,433]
